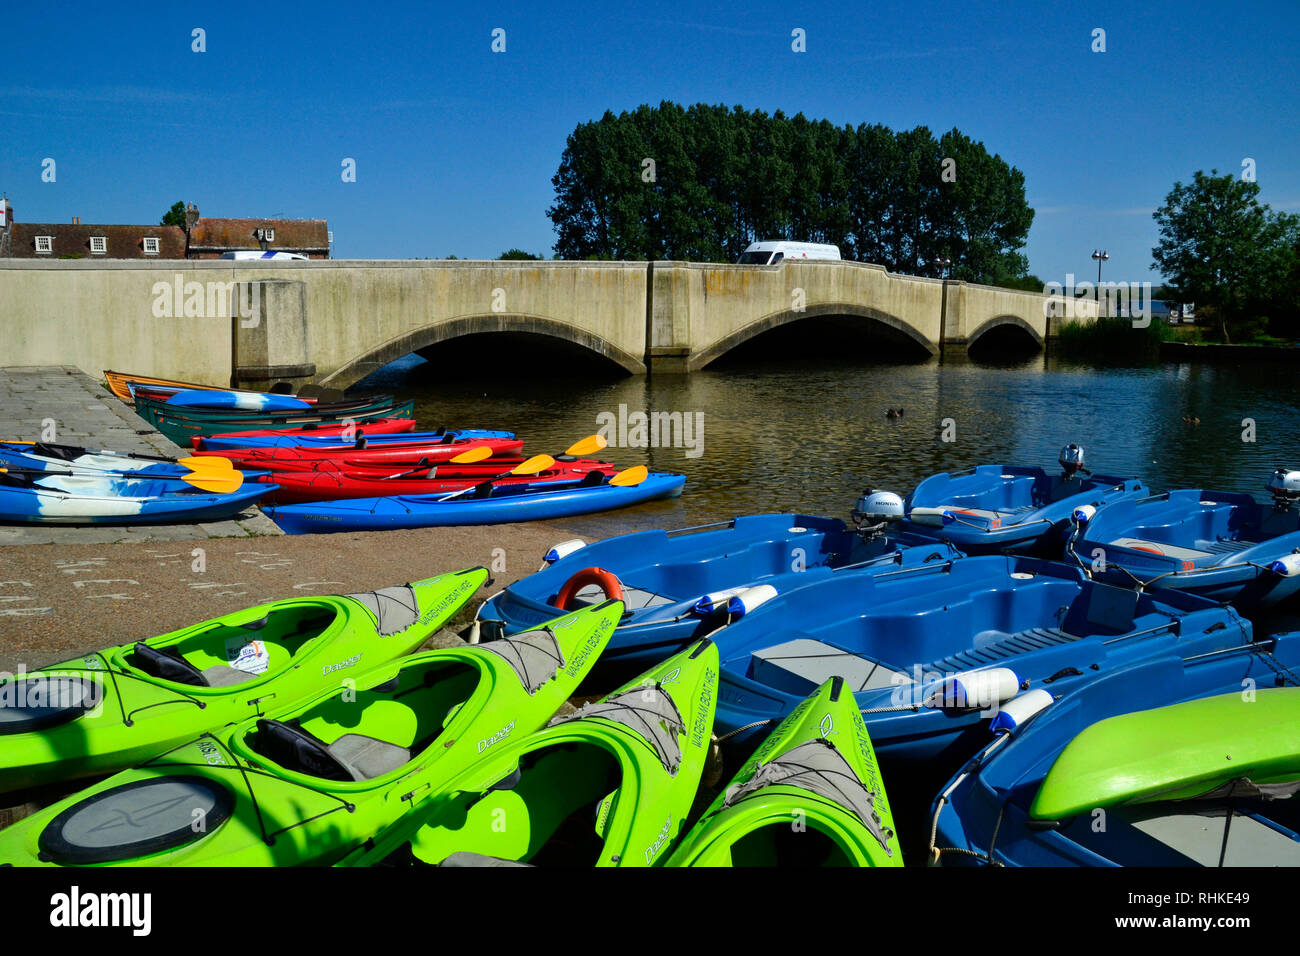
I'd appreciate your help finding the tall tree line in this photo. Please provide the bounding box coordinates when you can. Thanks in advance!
[548,102,1034,284]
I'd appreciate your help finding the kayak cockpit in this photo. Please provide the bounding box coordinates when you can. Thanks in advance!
[123,605,337,690]
[406,740,626,867]
[236,657,481,783]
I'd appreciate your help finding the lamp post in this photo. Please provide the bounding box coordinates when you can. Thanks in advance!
[936,257,952,354]
[1091,249,1109,317]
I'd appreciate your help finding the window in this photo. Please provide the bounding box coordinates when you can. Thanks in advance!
[142,237,160,255]
[90,236,107,254]
[35,236,53,254]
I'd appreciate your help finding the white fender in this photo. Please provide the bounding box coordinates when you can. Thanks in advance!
[1270,553,1300,577]
[1072,504,1097,525]
[726,584,779,618]
[909,507,953,527]
[543,539,586,565]
[989,689,1055,735]
[691,587,749,617]
[925,667,1020,710]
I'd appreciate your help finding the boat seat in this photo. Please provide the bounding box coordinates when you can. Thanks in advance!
[438,851,533,867]
[327,734,411,781]
[570,583,672,611]
[1203,539,1257,555]
[1109,537,1212,562]
[750,638,913,696]
[924,626,1080,674]
[200,665,259,688]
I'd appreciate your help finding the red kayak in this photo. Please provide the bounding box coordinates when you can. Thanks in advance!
[256,458,617,504]
[195,437,526,470]
[190,417,416,448]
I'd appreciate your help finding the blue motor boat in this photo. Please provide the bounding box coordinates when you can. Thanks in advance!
[929,631,1300,867]
[477,506,964,670]
[711,555,1254,765]
[897,444,1145,556]
[1066,469,1300,608]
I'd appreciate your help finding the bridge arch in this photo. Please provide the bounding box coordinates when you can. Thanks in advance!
[964,314,1045,352]
[689,303,937,370]
[319,313,646,389]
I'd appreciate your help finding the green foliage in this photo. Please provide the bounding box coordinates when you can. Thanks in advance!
[1055,316,1171,363]
[161,201,186,228]
[1152,170,1298,343]
[498,249,542,260]
[548,102,1035,284]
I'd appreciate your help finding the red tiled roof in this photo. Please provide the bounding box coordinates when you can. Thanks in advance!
[188,217,328,253]
[7,224,187,259]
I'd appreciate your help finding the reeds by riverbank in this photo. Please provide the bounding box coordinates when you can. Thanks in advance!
[1054,315,1172,363]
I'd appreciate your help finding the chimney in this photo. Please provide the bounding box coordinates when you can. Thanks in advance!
[185,203,200,233]
[72,216,80,225]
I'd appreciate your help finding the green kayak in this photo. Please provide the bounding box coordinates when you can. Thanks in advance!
[340,638,720,868]
[667,676,902,867]
[0,567,486,794]
[0,599,620,866]
[1031,687,1300,822]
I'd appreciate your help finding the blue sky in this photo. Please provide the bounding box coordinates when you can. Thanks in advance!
[3,0,1297,284]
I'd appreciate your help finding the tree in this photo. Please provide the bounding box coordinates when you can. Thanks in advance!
[499,249,542,260]
[161,201,186,228]
[547,103,1036,285]
[1152,170,1293,343]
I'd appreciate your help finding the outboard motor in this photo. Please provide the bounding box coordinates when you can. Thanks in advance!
[1267,468,1300,510]
[1058,443,1086,478]
[852,489,904,535]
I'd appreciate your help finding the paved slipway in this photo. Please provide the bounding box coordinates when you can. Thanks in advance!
[0,367,587,673]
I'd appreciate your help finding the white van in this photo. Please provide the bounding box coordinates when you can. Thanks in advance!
[219,250,309,261]
[736,241,841,265]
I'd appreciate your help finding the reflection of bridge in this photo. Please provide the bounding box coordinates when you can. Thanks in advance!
[0,259,1090,389]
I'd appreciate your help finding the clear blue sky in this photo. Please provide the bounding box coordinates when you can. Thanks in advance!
[3,0,1297,284]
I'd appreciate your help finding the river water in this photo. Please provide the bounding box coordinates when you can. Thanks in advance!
[354,347,1300,540]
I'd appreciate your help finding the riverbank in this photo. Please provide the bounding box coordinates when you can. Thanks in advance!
[1160,340,1300,361]
[0,521,585,673]
[0,366,278,544]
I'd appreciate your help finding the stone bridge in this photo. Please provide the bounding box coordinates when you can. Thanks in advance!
[0,259,1091,389]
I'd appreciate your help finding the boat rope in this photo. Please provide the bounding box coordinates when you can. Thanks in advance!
[480,628,564,695]
[723,738,896,854]
[1252,646,1300,687]
[144,734,358,846]
[716,719,771,742]
[552,685,685,773]
[926,734,1011,867]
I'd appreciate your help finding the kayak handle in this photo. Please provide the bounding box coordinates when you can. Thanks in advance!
[872,560,957,580]
[664,518,738,537]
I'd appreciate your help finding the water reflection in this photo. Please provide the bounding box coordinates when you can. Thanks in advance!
[356,349,1300,538]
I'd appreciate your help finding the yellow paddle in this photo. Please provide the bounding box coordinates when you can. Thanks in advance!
[609,465,649,487]
[0,466,246,494]
[436,454,556,501]
[449,446,494,465]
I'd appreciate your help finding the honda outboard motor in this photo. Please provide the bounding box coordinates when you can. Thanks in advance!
[852,489,904,535]
[1058,443,1086,478]
[1267,468,1300,510]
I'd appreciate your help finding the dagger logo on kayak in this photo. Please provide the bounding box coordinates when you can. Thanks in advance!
[818,714,835,738]
[477,718,517,753]
[82,792,199,835]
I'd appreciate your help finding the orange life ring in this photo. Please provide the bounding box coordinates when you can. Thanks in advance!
[555,567,623,610]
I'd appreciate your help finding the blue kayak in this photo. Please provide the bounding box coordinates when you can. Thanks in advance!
[197,428,515,452]
[930,631,1300,867]
[165,389,312,413]
[710,555,1253,764]
[0,442,194,479]
[266,472,687,533]
[478,513,963,670]
[0,471,274,525]
[1068,482,1300,608]
[899,464,1146,555]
